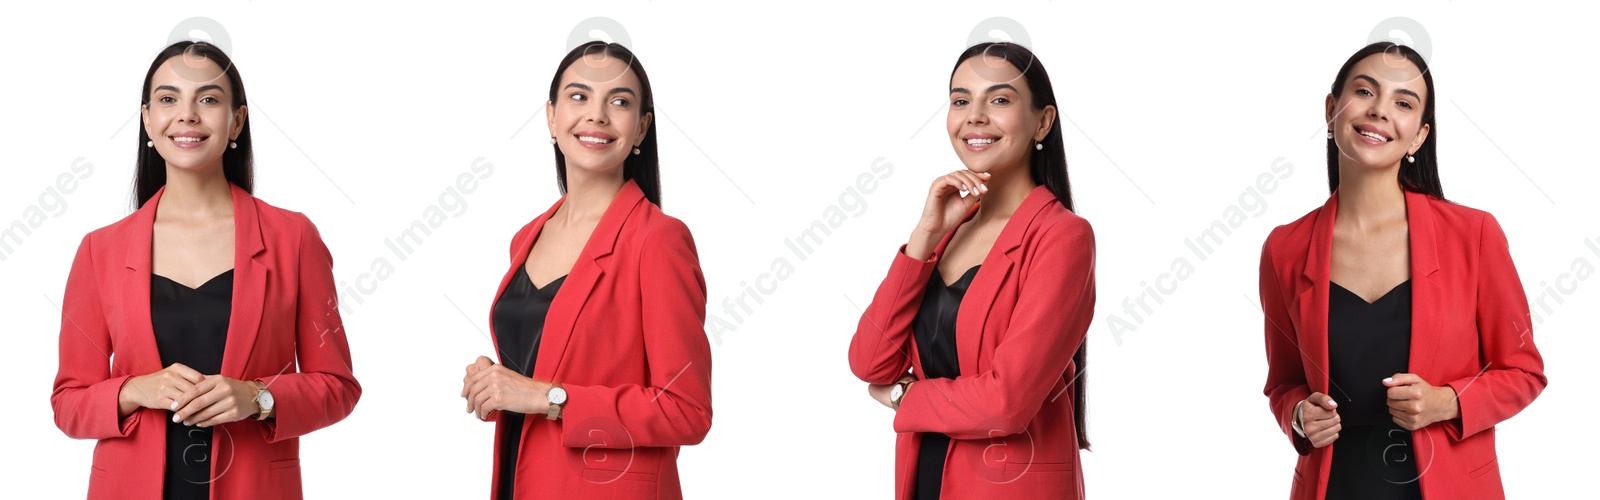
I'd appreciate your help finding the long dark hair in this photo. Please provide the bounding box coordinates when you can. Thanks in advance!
[952,42,1089,450]
[547,41,662,207]
[1326,42,1442,199]
[135,41,253,207]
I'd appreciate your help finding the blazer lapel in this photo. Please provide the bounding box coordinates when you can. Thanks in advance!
[955,186,1051,375]
[121,188,165,375]
[530,181,646,382]
[1404,190,1443,379]
[1297,193,1338,397]
[489,195,561,373]
[221,184,268,378]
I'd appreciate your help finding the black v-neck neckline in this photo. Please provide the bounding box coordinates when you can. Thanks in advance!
[934,265,981,288]
[1330,279,1411,306]
[153,269,235,292]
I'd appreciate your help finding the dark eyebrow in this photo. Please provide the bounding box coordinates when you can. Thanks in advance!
[1353,74,1421,101]
[563,82,592,92]
[152,84,226,95]
[950,83,1020,95]
[606,87,636,97]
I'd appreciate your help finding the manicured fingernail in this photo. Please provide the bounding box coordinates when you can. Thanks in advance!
[1383,377,1393,383]
[1328,401,1337,407]
[980,184,988,192]
[183,421,192,426]
[172,414,181,423]
[170,402,178,411]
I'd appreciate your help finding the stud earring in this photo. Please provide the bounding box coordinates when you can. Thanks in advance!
[1407,154,1415,163]
[146,140,154,147]
[633,147,642,155]
[229,141,238,149]
[1035,142,1044,151]
[1327,129,1334,139]
[549,137,557,145]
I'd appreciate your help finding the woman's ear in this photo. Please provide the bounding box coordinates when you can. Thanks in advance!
[1324,93,1337,127]
[545,100,557,141]
[232,105,248,140]
[1411,122,1431,155]
[1035,104,1057,142]
[637,111,653,146]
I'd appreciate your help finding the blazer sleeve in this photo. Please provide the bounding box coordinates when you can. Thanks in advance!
[51,235,142,440]
[847,245,936,385]
[1259,237,1313,455]
[558,218,713,448]
[1440,213,1547,440]
[891,218,1095,439]
[257,215,361,442]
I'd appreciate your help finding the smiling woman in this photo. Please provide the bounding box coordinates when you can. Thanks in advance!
[460,41,711,500]
[1259,42,1546,500]
[51,41,360,500]
[847,42,1096,500]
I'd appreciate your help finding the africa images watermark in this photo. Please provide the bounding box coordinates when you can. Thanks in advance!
[1103,157,1294,344]
[336,157,494,316]
[705,156,895,345]
[0,158,96,264]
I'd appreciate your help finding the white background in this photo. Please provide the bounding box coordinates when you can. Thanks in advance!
[2,2,1595,498]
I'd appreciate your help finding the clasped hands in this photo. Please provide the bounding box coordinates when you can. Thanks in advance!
[461,355,553,420]
[119,362,262,427]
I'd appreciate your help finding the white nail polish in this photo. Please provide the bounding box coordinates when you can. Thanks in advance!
[172,414,181,423]
[170,402,178,411]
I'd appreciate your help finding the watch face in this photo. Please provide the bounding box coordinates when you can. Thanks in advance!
[890,384,904,401]
[548,387,567,405]
[258,390,274,410]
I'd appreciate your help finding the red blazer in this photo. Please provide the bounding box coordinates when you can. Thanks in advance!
[1260,190,1547,499]
[848,185,1095,500]
[51,184,361,500]
[486,180,712,500]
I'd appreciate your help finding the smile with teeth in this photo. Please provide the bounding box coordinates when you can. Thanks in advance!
[171,136,208,143]
[577,135,614,145]
[1355,128,1391,142]
[966,138,997,146]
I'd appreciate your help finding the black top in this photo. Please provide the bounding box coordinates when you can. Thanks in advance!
[911,265,979,500]
[1325,280,1421,500]
[491,266,565,500]
[151,270,234,500]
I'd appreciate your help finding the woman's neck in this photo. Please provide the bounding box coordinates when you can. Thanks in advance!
[156,166,233,220]
[555,169,625,225]
[974,166,1037,223]
[1335,163,1407,230]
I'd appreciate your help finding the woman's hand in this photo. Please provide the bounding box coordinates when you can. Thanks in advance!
[906,170,990,260]
[1300,392,1341,448]
[118,362,206,418]
[172,375,263,427]
[1384,373,1460,430]
[868,374,918,410]
[463,355,552,420]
